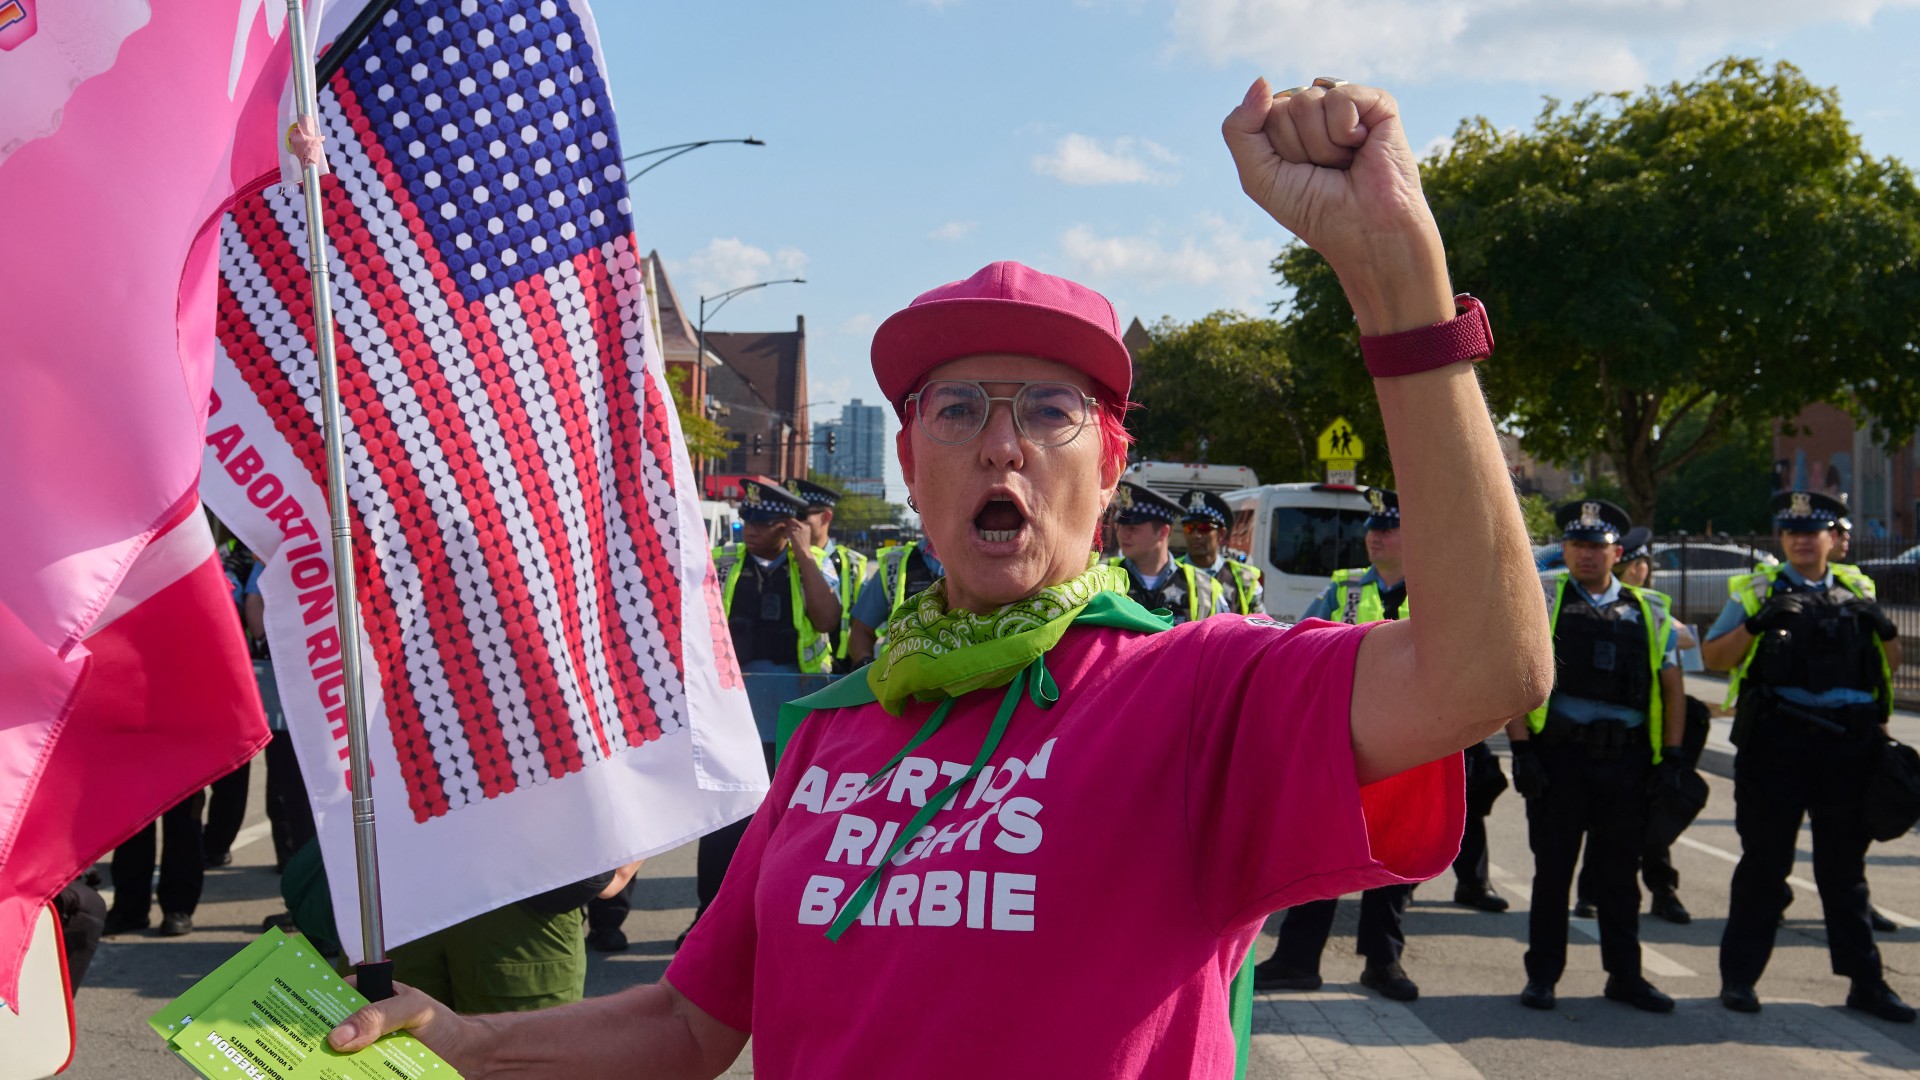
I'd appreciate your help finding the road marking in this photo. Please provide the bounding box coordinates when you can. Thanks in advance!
[1741,999,1920,1076]
[230,821,273,854]
[1674,835,1920,928]
[1489,865,1698,977]
[1251,986,1484,1079]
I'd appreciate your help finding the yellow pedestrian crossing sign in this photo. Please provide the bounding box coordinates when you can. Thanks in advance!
[1317,418,1364,462]
[1318,419,1363,483]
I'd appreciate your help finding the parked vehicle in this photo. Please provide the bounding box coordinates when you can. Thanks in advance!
[1221,483,1373,623]
[1123,462,1260,556]
[700,499,739,549]
[1538,540,1776,625]
[1858,544,1920,604]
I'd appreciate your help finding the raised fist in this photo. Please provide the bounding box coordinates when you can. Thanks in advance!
[1221,78,1451,336]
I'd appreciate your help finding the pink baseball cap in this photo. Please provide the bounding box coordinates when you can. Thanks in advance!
[870,261,1132,419]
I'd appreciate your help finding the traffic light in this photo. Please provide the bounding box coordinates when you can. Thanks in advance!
[826,430,837,454]
[752,432,763,455]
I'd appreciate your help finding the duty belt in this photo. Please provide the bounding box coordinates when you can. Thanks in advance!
[1760,694,1883,741]
[1538,712,1638,761]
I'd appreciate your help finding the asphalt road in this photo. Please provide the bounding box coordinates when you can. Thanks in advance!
[62,749,1920,1079]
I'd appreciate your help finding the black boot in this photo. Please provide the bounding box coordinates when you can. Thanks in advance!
[1519,981,1556,1010]
[1720,984,1761,1013]
[1649,891,1691,925]
[1847,979,1917,1024]
[1360,961,1418,1002]
[1604,976,1674,1013]
[1870,907,1899,934]
[1252,957,1322,992]
[1453,887,1510,913]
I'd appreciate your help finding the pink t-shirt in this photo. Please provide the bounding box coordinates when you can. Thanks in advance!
[667,615,1463,1079]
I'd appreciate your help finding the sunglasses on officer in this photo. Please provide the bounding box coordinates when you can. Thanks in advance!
[1181,521,1217,535]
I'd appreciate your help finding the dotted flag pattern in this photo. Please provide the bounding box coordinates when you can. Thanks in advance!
[217,0,688,823]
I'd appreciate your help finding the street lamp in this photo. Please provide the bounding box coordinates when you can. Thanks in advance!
[697,277,806,477]
[623,137,765,180]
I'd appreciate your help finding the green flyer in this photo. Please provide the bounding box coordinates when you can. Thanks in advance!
[152,931,460,1079]
[149,927,289,1042]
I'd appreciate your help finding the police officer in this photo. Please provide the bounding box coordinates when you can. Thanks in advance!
[689,479,841,940]
[1177,489,1264,615]
[847,537,944,667]
[1701,491,1911,1022]
[1574,527,1705,926]
[1251,488,1421,999]
[1509,499,1688,1014]
[787,477,870,671]
[1109,481,1224,625]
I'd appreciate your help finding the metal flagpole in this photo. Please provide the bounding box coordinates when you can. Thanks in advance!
[283,0,394,1002]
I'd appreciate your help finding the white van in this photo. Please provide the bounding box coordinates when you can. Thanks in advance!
[1122,461,1260,556]
[700,499,739,549]
[1222,483,1374,623]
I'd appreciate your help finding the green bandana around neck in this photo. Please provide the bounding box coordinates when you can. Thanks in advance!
[864,559,1130,715]
[781,560,1169,941]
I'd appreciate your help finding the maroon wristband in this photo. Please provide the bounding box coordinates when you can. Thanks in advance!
[1359,294,1494,378]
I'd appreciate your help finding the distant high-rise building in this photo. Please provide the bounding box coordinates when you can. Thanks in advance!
[812,398,886,497]
[813,419,846,478]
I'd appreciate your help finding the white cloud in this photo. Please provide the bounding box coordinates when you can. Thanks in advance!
[837,313,877,337]
[1169,0,1919,89]
[1057,214,1275,311]
[928,220,977,241]
[1419,132,1457,162]
[681,238,807,299]
[1032,134,1180,186]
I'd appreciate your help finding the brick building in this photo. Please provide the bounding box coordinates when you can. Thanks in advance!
[1776,403,1920,542]
[707,317,810,481]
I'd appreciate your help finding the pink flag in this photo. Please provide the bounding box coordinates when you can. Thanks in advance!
[0,1,297,1005]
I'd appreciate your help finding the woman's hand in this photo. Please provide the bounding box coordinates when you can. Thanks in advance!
[1221,78,1451,336]
[329,981,493,1074]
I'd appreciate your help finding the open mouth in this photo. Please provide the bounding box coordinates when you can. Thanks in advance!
[973,494,1028,544]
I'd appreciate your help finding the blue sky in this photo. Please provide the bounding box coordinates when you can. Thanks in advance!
[588,1,1920,500]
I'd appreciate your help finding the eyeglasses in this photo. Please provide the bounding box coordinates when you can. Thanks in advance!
[905,380,1098,448]
[1182,522,1217,535]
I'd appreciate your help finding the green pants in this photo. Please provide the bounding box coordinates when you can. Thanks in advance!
[390,902,587,1014]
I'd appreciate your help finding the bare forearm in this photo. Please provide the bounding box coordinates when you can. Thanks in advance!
[1377,365,1552,736]
[472,984,735,1079]
[1700,629,1751,672]
[1660,668,1686,748]
[1888,638,1903,673]
[849,620,877,667]
[795,557,841,632]
[331,980,744,1080]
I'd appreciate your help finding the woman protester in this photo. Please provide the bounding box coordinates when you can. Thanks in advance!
[326,77,1552,1078]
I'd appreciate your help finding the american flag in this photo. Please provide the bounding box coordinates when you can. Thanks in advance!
[217,0,696,823]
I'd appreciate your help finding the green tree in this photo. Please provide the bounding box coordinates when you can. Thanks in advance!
[1129,312,1389,487]
[1276,57,1920,525]
[807,471,902,541]
[665,366,736,463]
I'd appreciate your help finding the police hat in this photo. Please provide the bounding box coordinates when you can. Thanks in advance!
[1617,526,1653,565]
[1555,499,1630,544]
[1112,481,1182,526]
[1770,490,1847,533]
[737,478,808,524]
[1363,487,1401,531]
[1180,489,1232,529]
[785,477,841,509]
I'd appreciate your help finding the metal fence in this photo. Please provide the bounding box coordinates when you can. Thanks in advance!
[1652,532,1919,706]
